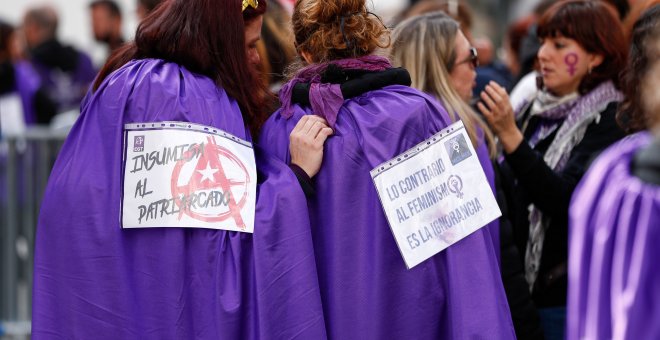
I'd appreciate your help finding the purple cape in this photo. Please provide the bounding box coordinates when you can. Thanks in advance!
[32,59,326,339]
[568,132,660,340]
[260,85,514,339]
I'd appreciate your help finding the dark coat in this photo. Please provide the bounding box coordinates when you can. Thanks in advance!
[501,102,625,308]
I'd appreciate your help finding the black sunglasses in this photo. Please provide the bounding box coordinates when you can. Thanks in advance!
[453,47,479,69]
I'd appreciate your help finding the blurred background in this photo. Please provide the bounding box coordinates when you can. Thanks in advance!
[0,0,538,338]
[0,0,139,67]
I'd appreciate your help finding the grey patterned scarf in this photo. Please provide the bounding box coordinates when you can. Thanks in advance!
[524,81,622,291]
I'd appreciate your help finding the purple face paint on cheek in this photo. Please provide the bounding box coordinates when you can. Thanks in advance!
[565,53,579,76]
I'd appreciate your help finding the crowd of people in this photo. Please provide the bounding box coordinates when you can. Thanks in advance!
[0,0,164,135]
[0,0,657,339]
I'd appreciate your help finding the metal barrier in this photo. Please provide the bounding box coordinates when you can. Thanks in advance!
[1,128,67,338]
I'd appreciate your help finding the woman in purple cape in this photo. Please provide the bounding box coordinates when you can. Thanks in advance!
[568,5,660,340]
[390,10,501,266]
[259,0,514,338]
[32,0,330,338]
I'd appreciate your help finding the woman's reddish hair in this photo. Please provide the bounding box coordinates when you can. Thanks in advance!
[538,0,627,94]
[94,0,268,135]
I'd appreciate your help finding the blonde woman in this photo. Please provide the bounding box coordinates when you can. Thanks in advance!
[391,12,544,340]
[391,12,495,161]
[391,11,497,258]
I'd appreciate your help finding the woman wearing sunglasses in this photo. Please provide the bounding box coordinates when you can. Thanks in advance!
[391,12,546,340]
[477,1,627,339]
[391,12,494,200]
[390,9,499,266]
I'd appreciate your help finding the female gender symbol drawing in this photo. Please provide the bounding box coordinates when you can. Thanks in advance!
[565,53,579,76]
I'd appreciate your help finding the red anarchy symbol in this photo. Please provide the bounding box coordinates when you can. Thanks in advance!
[170,136,250,229]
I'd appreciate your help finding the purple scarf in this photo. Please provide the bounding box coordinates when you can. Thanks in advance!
[279,55,391,128]
[524,81,623,290]
[526,92,579,148]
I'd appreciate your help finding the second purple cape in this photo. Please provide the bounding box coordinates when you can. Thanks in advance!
[261,84,515,339]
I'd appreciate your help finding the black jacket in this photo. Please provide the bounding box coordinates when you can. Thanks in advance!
[495,162,545,340]
[501,102,625,307]
[286,66,411,197]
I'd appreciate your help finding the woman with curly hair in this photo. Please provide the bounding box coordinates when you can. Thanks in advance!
[260,0,515,338]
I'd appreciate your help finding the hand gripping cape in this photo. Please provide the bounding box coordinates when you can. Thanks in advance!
[260,83,515,339]
[568,133,660,340]
[32,59,327,339]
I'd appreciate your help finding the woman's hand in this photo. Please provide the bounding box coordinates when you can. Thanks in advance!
[289,115,333,177]
[477,81,524,154]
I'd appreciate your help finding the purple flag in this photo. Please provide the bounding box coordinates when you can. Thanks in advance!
[260,85,514,339]
[568,132,660,340]
[32,59,327,339]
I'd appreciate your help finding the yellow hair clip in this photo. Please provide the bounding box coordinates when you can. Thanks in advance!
[242,0,258,12]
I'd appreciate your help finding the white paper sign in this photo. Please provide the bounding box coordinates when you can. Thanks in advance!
[121,122,256,233]
[371,121,501,268]
[0,94,27,137]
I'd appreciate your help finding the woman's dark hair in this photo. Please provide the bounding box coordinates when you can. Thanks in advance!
[95,0,268,135]
[138,0,164,14]
[537,0,627,94]
[618,4,660,133]
[243,0,266,22]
